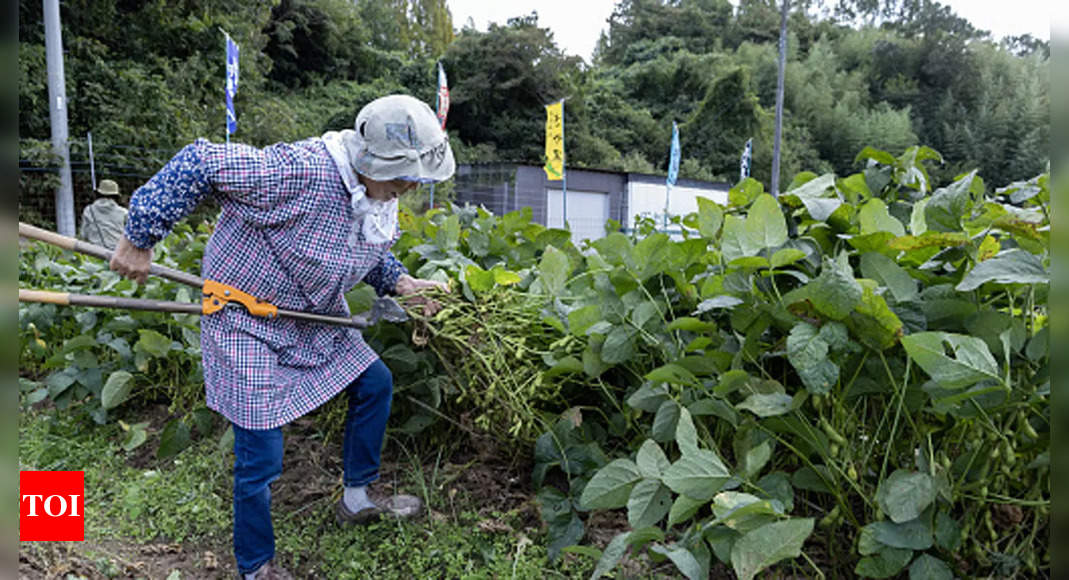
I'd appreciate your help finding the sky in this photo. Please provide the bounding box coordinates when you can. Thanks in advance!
[447,0,1052,64]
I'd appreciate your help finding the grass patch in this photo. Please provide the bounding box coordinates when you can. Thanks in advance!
[19,405,598,578]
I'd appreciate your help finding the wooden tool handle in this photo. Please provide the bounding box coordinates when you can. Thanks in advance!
[19,222,77,250]
[19,289,71,305]
[19,221,206,289]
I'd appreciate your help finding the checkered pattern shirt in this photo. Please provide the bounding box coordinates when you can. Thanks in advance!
[125,138,407,429]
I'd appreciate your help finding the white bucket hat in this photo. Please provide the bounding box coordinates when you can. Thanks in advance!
[344,95,455,183]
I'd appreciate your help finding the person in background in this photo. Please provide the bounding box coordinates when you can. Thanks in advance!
[79,178,128,249]
[108,95,453,580]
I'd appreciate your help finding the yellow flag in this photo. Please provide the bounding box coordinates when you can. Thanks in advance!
[544,100,564,180]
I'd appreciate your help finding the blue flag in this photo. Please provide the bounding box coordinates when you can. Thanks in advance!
[740,138,753,181]
[666,121,680,187]
[225,34,240,137]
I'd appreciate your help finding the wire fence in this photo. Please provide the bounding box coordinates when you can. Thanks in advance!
[19,136,184,230]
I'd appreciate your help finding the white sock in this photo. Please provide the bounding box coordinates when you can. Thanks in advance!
[344,485,378,513]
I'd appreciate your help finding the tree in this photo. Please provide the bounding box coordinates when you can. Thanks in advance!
[442,14,581,163]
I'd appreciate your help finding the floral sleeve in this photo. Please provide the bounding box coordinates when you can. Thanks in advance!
[362,252,408,296]
[123,142,212,249]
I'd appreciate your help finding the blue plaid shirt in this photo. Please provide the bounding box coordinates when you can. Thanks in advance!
[125,138,407,429]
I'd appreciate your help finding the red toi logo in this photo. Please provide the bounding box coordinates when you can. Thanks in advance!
[20,471,84,541]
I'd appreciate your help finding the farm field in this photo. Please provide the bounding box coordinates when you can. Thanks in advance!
[18,147,1050,578]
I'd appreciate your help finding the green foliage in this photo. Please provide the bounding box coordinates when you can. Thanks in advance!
[19,222,211,451]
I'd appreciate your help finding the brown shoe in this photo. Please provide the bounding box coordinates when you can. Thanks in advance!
[240,560,294,580]
[335,492,424,526]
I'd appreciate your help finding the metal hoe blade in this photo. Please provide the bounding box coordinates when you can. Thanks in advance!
[352,296,408,327]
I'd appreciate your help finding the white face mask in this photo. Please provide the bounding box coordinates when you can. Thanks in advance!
[350,186,398,245]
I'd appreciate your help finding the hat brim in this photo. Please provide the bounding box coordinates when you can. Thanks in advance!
[353,140,456,184]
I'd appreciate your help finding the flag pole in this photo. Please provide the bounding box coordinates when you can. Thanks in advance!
[430,61,438,211]
[221,28,229,147]
[561,98,567,229]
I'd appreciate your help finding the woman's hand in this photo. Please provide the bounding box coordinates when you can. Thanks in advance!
[394,273,449,317]
[110,236,153,284]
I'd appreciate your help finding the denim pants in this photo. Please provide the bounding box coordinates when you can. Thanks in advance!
[231,359,393,574]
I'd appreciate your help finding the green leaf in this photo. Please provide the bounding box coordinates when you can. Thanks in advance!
[737,393,793,417]
[888,231,969,252]
[859,199,906,236]
[876,470,936,523]
[667,317,718,332]
[657,545,704,580]
[784,173,836,201]
[909,554,953,580]
[62,335,97,352]
[634,234,677,280]
[464,264,495,293]
[802,197,844,222]
[856,146,898,166]
[135,329,174,358]
[627,479,672,528]
[925,170,977,232]
[910,197,930,235]
[646,363,698,386]
[901,332,1001,389]
[675,407,699,456]
[860,253,918,302]
[568,305,601,336]
[662,450,731,501]
[955,250,1048,291]
[771,248,806,269]
[808,255,863,320]
[792,465,833,493]
[491,266,522,286]
[730,518,815,580]
[847,282,904,350]
[756,472,794,511]
[157,419,191,459]
[721,215,762,263]
[865,519,933,550]
[101,370,134,410]
[696,197,724,238]
[601,325,638,364]
[635,439,671,479]
[345,284,377,314]
[856,547,913,578]
[696,295,744,312]
[591,532,631,579]
[580,459,642,509]
[712,493,781,533]
[539,246,571,295]
[786,322,843,395]
[729,178,764,207]
[668,493,705,526]
[934,511,962,551]
[747,194,788,250]
[121,421,149,452]
[626,383,669,413]
[652,400,681,443]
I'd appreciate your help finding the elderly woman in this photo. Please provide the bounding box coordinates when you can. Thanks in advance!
[110,95,453,580]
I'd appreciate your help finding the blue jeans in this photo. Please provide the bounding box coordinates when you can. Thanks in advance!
[231,359,393,573]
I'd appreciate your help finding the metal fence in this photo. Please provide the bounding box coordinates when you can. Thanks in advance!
[19,135,183,230]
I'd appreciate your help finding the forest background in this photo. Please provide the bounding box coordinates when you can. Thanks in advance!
[18,0,1049,225]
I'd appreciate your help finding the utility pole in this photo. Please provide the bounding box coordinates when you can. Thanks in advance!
[44,0,76,235]
[771,0,789,198]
